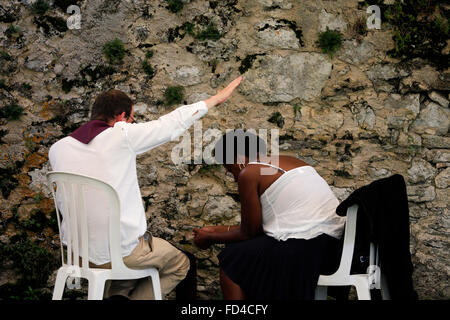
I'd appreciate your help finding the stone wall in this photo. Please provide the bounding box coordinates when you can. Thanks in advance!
[0,0,448,299]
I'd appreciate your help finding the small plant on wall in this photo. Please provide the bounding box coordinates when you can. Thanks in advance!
[102,38,126,64]
[194,23,222,41]
[0,103,25,121]
[31,0,50,15]
[317,27,343,58]
[142,50,156,78]
[164,86,185,106]
[167,0,184,13]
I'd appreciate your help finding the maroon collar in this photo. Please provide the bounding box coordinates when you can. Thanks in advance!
[69,120,112,144]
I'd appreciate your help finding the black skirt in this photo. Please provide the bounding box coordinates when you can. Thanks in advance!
[218,233,338,300]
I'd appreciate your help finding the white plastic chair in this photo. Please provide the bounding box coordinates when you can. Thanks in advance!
[315,204,390,300]
[47,171,162,300]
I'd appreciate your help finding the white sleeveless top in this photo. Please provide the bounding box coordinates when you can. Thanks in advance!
[249,162,346,241]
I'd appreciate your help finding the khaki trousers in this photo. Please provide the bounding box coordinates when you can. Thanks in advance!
[92,233,190,300]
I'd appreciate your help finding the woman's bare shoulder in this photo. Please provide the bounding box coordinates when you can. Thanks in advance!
[238,163,261,180]
[277,155,311,169]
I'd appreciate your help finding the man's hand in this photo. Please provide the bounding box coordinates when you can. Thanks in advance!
[204,76,242,109]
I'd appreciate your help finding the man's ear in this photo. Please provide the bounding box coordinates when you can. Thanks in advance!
[115,112,126,122]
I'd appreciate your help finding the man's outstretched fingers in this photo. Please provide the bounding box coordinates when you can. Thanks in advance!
[204,76,243,108]
[216,76,243,105]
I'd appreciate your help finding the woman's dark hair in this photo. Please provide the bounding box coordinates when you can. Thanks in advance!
[214,129,267,165]
[90,89,133,122]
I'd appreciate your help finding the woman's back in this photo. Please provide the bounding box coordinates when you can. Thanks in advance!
[247,156,346,241]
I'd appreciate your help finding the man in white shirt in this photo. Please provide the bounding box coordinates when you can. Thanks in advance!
[49,76,242,299]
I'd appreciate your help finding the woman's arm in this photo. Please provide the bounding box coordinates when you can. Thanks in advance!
[196,225,240,233]
[193,166,264,249]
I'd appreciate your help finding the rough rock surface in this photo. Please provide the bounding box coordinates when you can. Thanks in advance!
[238,53,332,103]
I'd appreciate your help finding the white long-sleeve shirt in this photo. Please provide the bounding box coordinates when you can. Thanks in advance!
[49,101,208,265]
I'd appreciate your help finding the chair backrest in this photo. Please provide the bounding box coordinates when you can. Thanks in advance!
[47,171,129,273]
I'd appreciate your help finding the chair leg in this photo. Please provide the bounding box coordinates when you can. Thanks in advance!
[150,273,163,300]
[52,269,69,300]
[380,273,390,300]
[315,286,328,300]
[87,277,106,300]
[351,276,371,300]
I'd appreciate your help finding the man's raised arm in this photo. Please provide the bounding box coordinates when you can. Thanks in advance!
[123,76,243,155]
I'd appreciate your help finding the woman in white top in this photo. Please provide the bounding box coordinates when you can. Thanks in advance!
[193,130,346,300]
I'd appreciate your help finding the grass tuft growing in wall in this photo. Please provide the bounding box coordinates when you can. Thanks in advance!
[194,23,222,41]
[0,103,25,121]
[5,25,22,39]
[293,104,302,119]
[142,60,156,78]
[167,0,184,13]
[103,38,126,64]
[142,50,156,78]
[31,0,50,15]
[317,27,343,58]
[164,86,185,106]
